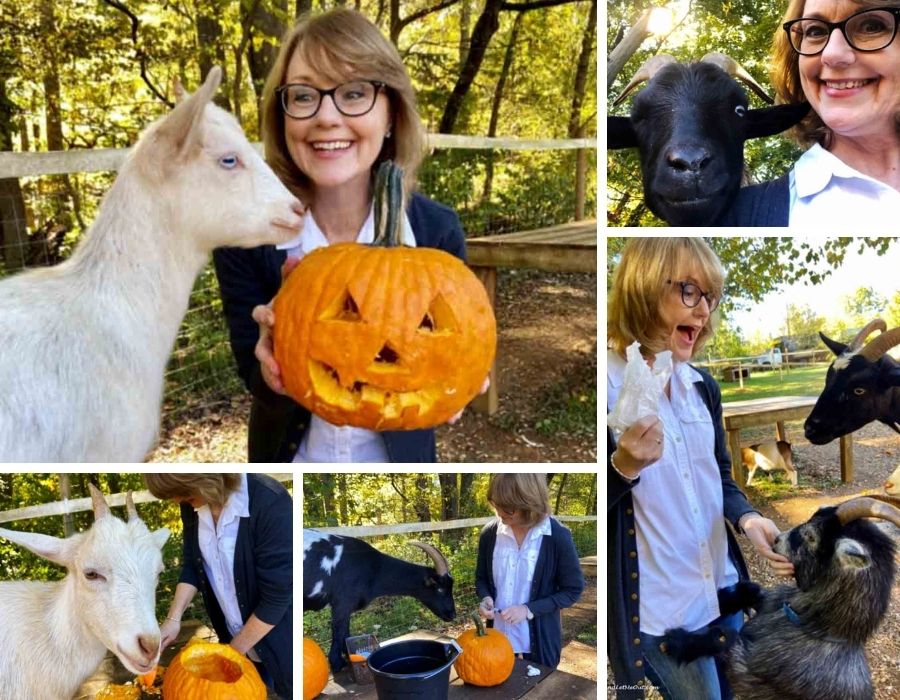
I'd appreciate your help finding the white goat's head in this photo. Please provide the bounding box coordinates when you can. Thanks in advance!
[0,484,170,674]
[132,66,304,251]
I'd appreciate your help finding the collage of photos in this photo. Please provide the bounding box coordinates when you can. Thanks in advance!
[607,0,900,697]
[2,0,600,697]
[0,473,598,700]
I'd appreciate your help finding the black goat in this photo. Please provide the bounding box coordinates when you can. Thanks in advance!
[608,52,809,225]
[661,497,900,700]
[805,319,900,445]
[303,529,456,670]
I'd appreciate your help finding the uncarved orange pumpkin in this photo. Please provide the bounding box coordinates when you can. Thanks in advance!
[162,641,266,700]
[273,162,496,431]
[304,637,329,700]
[454,613,515,687]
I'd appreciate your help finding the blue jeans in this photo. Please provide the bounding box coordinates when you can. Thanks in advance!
[640,609,743,700]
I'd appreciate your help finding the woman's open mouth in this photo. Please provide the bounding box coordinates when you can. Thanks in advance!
[677,325,697,345]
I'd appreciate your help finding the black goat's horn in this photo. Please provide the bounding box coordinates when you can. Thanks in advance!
[848,318,887,352]
[613,54,677,107]
[836,496,900,528]
[858,326,900,362]
[699,52,774,105]
[409,540,450,576]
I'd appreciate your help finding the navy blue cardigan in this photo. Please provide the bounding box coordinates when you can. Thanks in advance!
[474,517,585,669]
[212,192,467,463]
[715,174,790,226]
[607,367,756,699]
[178,473,293,697]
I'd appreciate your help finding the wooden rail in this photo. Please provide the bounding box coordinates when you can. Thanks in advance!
[467,220,597,414]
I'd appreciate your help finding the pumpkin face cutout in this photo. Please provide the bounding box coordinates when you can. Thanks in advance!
[273,242,496,430]
[162,641,266,700]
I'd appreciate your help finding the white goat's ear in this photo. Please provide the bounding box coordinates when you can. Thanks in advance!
[155,66,222,161]
[173,77,187,102]
[151,527,171,550]
[0,527,77,568]
[835,538,870,570]
[90,483,111,521]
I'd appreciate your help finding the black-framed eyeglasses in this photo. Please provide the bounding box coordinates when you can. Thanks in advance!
[666,279,720,312]
[275,80,386,120]
[783,7,900,55]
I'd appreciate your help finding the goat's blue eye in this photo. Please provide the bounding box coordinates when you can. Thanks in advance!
[219,154,240,169]
[734,105,747,117]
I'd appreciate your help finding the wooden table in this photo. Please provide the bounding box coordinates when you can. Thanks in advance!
[320,630,595,699]
[722,396,854,487]
[466,220,597,414]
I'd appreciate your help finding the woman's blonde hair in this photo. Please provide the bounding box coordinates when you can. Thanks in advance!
[144,474,241,508]
[487,474,551,528]
[772,0,900,146]
[608,237,724,357]
[260,8,425,201]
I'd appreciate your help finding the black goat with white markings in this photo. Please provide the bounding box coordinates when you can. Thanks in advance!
[805,319,900,445]
[608,52,809,225]
[662,497,900,700]
[303,529,455,670]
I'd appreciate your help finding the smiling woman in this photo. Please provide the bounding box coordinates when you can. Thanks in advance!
[212,8,470,463]
[720,0,900,226]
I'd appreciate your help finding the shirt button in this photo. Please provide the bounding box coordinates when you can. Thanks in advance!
[626,508,633,515]
[631,572,638,580]
[633,638,641,645]
[631,593,638,601]
[629,551,637,558]
[632,616,639,624]
[635,660,643,668]
[628,529,635,536]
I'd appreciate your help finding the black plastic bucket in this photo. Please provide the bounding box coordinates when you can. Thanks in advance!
[367,638,462,700]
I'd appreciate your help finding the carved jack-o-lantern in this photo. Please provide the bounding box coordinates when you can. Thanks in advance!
[273,162,496,431]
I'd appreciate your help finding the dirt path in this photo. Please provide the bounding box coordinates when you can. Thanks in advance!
[150,269,597,462]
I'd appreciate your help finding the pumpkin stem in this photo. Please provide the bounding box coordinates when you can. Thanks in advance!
[373,160,404,248]
[470,611,488,637]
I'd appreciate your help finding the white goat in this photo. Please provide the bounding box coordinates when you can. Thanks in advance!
[0,485,170,700]
[0,67,303,461]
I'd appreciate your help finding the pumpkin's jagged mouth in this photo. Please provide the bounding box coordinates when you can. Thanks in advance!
[179,645,244,683]
[308,360,451,420]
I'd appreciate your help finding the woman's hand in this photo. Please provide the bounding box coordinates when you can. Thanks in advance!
[498,604,529,625]
[160,617,181,649]
[741,513,795,577]
[252,257,302,395]
[478,596,495,620]
[611,414,664,479]
[447,376,491,425]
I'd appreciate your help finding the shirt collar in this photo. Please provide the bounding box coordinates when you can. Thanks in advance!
[276,203,417,253]
[196,473,250,525]
[793,143,893,199]
[496,514,551,541]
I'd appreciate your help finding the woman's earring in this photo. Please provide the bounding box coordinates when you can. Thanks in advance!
[385,128,392,139]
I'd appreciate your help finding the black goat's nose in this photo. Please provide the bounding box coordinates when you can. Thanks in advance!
[665,146,711,173]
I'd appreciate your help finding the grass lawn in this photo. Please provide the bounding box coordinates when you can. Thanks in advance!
[716,362,829,402]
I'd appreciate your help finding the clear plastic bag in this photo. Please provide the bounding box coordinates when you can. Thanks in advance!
[607,341,672,436]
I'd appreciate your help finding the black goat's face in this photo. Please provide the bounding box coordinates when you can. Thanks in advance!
[629,63,748,226]
[421,572,456,621]
[774,512,839,590]
[804,336,900,444]
[608,61,809,226]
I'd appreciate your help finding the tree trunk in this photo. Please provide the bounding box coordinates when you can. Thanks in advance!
[607,7,652,89]
[296,0,312,17]
[337,472,349,524]
[413,474,432,522]
[459,0,471,67]
[247,0,288,105]
[459,473,476,516]
[196,1,230,110]
[569,0,595,220]
[553,473,568,513]
[481,12,522,206]
[438,474,459,520]
[439,0,502,134]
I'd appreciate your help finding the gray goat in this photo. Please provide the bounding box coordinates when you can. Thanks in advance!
[661,496,900,700]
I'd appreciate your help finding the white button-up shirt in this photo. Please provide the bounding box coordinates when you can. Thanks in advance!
[608,351,738,635]
[789,143,900,228]
[195,474,261,661]
[491,515,552,653]
[276,207,417,463]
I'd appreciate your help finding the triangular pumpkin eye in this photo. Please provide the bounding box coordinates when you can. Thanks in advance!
[418,293,458,333]
[321,290,362,322]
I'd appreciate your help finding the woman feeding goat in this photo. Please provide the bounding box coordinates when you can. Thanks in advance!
[723,0,900,226]
[607,238,789,700]
[144,473,292,698]
[213,8,473,463]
